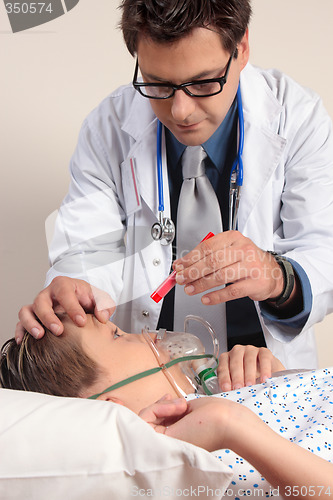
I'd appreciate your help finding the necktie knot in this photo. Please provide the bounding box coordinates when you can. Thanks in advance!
[182,146,207,179]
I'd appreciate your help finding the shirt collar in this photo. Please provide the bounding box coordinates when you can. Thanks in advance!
[203,98,237,172]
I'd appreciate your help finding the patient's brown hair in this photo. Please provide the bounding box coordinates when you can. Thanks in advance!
[0,326,100,397]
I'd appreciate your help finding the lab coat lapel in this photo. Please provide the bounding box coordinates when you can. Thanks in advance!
[237,64,287,234]
[120,92,169,220]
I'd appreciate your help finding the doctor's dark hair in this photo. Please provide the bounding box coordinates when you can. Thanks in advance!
[119,0,251,56]
[0,323,101,398]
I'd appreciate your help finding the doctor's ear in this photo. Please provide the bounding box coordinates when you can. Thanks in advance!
[236,29,250,70]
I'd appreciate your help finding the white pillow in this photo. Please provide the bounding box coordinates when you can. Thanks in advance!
[0,389,232,500]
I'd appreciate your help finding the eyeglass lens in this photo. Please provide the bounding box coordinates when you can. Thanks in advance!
[140,81,223,98]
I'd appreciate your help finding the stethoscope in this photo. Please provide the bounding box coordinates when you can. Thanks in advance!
[151,84,244,245]
[151,118,176,245]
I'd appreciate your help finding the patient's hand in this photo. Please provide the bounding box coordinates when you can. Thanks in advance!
[138,394,188,433]
[217,345,285,392]
[160,397,245,452]
[139,394,275,453]
[15,277,116,343]
[139,395,245,452]
[139,395,232,451]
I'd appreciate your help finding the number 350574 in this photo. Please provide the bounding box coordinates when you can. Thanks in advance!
[5,3,53,14]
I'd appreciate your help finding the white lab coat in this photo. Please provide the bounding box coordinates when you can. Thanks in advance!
[46,63,333,369]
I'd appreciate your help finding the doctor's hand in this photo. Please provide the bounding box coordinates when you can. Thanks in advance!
[217,345,285,392]
[173,231,293,305]
[15,277,116,344]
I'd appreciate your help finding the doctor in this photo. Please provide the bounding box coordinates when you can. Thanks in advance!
[16,0,333,374]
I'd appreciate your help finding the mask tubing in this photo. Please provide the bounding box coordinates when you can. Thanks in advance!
[184,315,219,358]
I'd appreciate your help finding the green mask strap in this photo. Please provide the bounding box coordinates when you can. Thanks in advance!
[88,353,218,400]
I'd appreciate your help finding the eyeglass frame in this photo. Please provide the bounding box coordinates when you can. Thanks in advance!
[132,52,234,100]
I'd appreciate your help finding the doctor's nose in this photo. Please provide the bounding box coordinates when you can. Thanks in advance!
[170,89,196,123]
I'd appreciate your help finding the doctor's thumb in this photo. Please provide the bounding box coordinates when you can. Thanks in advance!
[94,307,115,324]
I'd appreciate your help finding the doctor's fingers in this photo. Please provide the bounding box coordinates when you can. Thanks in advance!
[16,296,68,341]
[217,352,232,391]
[181,249,275,296]
[175,235,260,287]
[174,230,239,271]
[218,345,259,391]
[197,261,282,305]
[257,348,285,382]
[218,346,285,392]
[199,277,256,305]
[15,305,46,343]
[42,278,115,327]
[182,262,247,296]
[90,285,116,323]
[28,277,93,336]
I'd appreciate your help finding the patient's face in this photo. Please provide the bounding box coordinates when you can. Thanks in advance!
[62,315,187,413]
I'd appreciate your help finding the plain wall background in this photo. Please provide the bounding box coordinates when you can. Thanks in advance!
[1,0,333,366]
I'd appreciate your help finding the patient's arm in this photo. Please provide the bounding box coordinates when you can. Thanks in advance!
[15,277,115,343]
[141,397,333,500]
[217,344,285,391]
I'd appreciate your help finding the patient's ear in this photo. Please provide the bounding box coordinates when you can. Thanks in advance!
[98,394,126,406]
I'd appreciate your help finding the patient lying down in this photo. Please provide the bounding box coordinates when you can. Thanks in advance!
[0,314,332,499]
[0,313,207,412]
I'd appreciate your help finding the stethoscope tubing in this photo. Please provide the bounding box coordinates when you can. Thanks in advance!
[157,120,164,212]
[230,84,244,187]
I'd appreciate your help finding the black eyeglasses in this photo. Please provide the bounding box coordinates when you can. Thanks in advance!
[132,53,233,100]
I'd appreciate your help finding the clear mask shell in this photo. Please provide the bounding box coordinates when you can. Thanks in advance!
[142,315,219,396]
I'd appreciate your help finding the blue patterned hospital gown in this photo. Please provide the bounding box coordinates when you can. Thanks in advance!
[186,367,333,499]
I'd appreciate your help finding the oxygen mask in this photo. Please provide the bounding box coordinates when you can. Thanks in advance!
[142,315,220,396]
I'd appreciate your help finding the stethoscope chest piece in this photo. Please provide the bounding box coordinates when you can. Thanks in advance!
[151,216,175,246]
[151,119,176,246]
